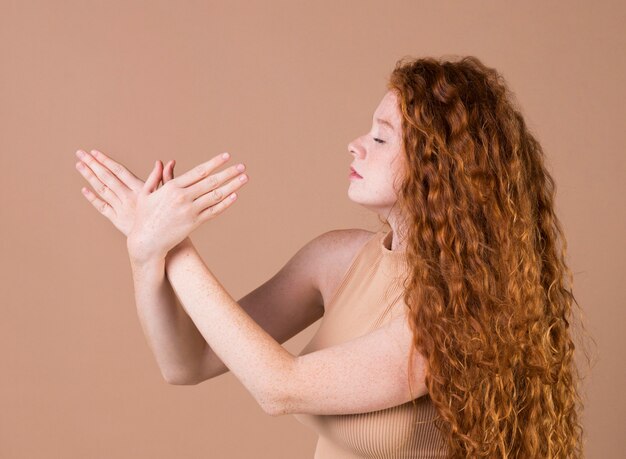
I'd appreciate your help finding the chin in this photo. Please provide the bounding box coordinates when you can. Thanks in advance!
[347,192,390,211]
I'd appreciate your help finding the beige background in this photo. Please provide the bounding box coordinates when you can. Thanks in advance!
[1,1,623,457]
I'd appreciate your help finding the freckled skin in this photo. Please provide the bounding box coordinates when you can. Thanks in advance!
[76,87,419,421]
[347,90,408,251]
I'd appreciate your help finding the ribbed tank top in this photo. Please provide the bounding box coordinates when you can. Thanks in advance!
[292,228,449,458]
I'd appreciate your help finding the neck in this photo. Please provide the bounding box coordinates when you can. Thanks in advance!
[380,203,408,251]
[386,223,407,251]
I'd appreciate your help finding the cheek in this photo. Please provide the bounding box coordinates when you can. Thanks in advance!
[376,171,398,194]
[392,150,407,169]
[389,161,406,194]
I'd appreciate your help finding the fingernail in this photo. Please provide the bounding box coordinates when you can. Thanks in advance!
[222,152,230,159]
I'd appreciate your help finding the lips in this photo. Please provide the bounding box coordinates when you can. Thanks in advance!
[350,166,362,178]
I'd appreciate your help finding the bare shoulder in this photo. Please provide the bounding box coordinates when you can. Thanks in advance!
[315,228,377,268]
[314,228,378,308]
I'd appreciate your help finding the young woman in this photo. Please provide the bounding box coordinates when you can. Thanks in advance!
[74,55,588,458]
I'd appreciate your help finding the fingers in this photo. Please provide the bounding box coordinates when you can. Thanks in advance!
[80,186,116,219]
[193,164,248,216]
[75,150,124,206]
[189,161,246,202]
[153,160,173,189]
[197,188,239,223]
[89,149,144,191]
[143,160,163,193]
[163,160,176,183]
[171,152,231,188]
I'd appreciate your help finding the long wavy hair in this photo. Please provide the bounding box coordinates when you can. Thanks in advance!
[383,56,596,458]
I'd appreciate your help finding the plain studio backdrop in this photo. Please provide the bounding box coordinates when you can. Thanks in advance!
[1,1,623,457]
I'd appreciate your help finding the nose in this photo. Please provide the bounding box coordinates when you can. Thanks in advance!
[348,139,362,158]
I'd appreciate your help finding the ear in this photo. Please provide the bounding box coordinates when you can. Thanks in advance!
[143,160,163,193]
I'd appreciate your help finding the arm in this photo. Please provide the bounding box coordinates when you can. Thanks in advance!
[280,314,428,416]
[149,239,296,414]
[134,227,329,386]
[74,150,229,384]
[169,228,372,384]
[129,236,210,384]
[181,233,327,384]
[158,236,428,417]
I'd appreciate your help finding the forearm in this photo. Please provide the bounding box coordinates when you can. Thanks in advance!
[127,237,208,384]
[163,240,295,414]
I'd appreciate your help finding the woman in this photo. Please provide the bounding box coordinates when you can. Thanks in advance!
[74,55,588,458]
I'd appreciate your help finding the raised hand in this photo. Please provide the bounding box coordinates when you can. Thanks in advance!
[74,149,176,237]
[127,152,248,264]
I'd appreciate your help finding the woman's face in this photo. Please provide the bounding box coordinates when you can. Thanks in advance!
[347,90,405,217]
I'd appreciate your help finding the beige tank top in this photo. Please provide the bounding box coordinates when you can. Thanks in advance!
[293,229,449,458]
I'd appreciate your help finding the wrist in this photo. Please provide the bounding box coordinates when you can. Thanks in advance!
[165,236,194,264]
[127,235,166,267]
[171,236,193,253]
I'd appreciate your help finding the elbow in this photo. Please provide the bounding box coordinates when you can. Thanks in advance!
[263,395,287,417]
[262,360,296,417]
[163,371,200,386]
[166,378,196,386]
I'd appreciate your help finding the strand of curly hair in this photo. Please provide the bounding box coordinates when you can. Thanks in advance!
[384,55,596,458]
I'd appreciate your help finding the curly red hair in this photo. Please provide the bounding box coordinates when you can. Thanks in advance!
[384,55,596,458]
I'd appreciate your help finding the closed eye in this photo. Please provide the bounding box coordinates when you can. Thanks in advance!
[373,138,385,144]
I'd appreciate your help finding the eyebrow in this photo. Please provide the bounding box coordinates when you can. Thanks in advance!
[375,117,395,131]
